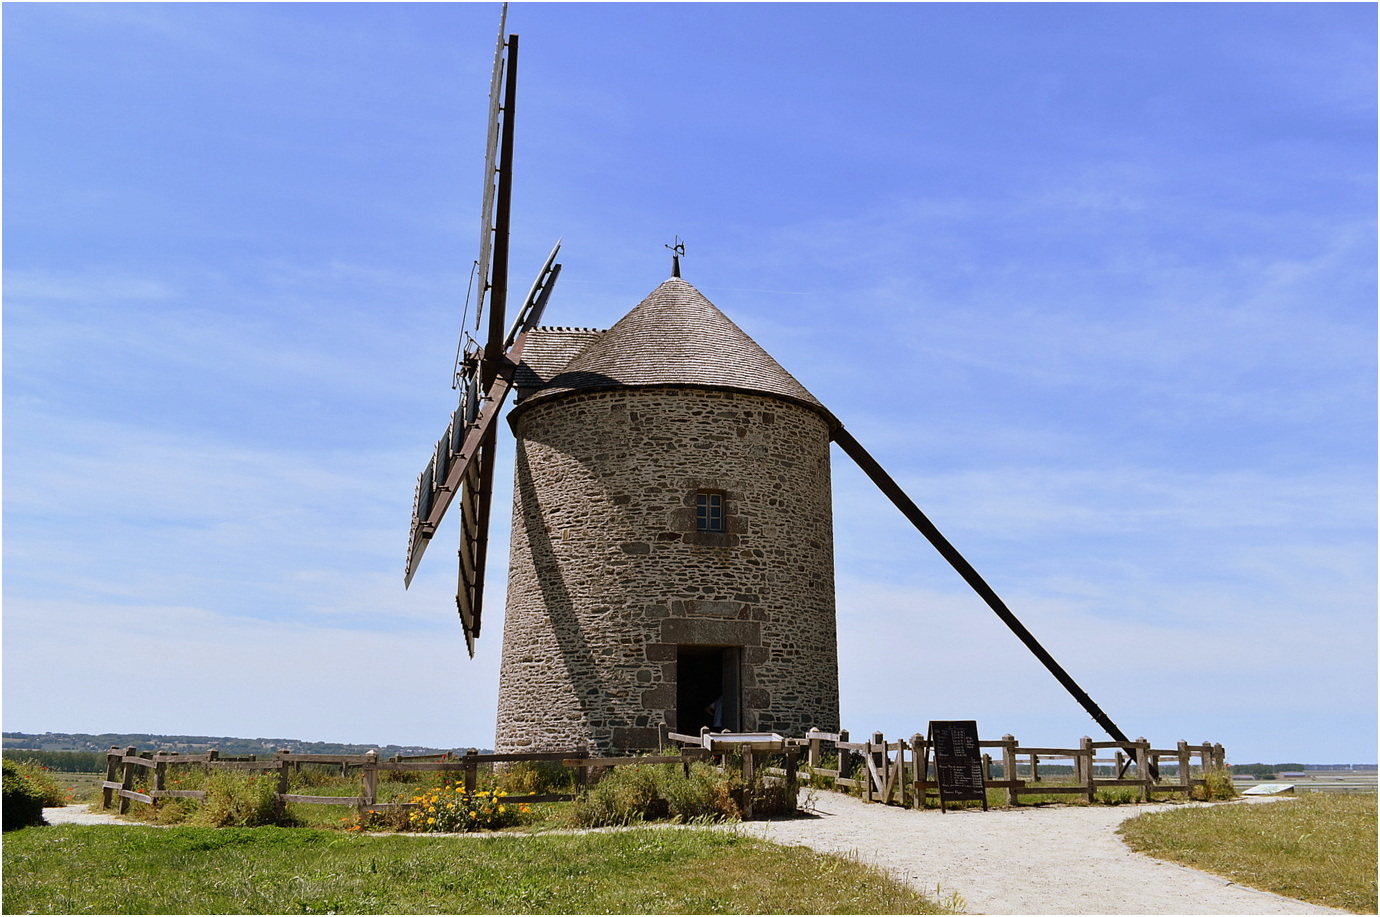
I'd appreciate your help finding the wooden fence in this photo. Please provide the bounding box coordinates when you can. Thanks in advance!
[776,729,1226,808]
[99,745,710,816]
[101,730,1226,818]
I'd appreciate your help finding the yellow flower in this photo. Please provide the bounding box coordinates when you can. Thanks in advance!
[469,810,476,818]
[427,817,436,824]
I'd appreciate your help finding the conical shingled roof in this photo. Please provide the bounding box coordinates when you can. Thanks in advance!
[517,277,836,425]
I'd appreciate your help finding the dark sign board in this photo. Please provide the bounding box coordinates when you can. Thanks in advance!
[928,720,987,811]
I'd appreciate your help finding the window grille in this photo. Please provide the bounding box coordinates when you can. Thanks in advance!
[695,492,724,533]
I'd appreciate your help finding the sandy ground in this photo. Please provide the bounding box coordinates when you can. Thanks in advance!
[45,798,1346,915]
[736,791,1347,915]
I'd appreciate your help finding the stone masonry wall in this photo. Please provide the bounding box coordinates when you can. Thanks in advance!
[495,386,839,753]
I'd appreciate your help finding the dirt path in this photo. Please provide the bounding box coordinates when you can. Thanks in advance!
[736,792,1345,915]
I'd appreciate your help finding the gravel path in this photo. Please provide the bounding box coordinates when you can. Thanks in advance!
[42,804,127,826]
[736,792,1345,915]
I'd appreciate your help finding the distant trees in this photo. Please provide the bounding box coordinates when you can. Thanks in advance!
[3,732,462,766]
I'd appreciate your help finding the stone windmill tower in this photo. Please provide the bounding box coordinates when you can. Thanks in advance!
[494,273,841,753]
[406,14,1151,761]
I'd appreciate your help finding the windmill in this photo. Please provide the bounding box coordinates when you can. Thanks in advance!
[407,11,1147,759]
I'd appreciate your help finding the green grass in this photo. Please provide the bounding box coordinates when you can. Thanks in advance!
[1,824,954,914]
[1118,794,1378,914]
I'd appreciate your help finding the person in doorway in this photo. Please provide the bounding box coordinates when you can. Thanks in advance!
[705,696,724,730]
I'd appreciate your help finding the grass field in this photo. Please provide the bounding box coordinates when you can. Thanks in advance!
[1118,794,1378,914]
[1,824,953,915]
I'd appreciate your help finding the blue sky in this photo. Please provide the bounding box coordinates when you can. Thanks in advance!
[4,3,1374,763]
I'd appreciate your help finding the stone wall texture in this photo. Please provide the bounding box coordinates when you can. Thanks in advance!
[495,385,839,753]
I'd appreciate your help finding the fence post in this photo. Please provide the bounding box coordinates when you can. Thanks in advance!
[867,732,885,802]
[910,734,925,810]
[837,729,850,791]
[118,746,137,815]
[785,746,798,799]
[1177,740,1192,794]
[151,755,167,809]
[1080,736,1095,803]
[361,750,379,813]
[1135,738,1151,802]
[464,748,478,795]
[742,748,755,820]
[1213,742,1225,770]
[277,750,292,805]
[897,740,908,806]
[102,747,122,809]
[1002,735,1019,806]
[807,728,822,770]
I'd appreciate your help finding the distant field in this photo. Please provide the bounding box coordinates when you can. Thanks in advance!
[1233,772,1378,794]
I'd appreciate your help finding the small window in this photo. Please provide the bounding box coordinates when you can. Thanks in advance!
[695,492,724,533]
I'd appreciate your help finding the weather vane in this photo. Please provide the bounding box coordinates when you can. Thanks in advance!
[665,236,686,278]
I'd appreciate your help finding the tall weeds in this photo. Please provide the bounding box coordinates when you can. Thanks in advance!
[569,760,797,828]
[190,771,297,828]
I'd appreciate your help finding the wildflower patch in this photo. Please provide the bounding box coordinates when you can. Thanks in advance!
[407,784,531,832]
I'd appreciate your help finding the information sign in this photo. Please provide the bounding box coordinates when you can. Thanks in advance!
[927,720,987,811]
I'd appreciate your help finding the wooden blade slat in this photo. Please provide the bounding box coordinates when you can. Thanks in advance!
[456,451,487,656]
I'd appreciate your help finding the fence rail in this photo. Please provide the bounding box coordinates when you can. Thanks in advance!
[765,729,1226,808]
[99,745,716,817]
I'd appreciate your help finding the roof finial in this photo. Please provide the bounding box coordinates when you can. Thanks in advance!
[665,236,685,278]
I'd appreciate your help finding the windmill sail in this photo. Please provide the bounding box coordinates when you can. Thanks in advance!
[405,244,560,580]
[405,10,520,593]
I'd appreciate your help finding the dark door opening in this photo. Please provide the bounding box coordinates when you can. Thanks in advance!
[676,646,740,733]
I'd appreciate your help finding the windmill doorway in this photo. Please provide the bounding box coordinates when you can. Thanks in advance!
[676,646,740,734]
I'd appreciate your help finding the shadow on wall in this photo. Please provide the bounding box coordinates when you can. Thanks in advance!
[510,443,600,742]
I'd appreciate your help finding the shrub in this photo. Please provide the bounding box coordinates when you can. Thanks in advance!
[6,759,70,807]
[3,759,48,831]
[1192,767,1238,801]
[190,770,297,828]
[740,773,796,818]
[406,783,530,832]
[571,765,665,827]
[293,764,350,787]
[496,760,574,796]
[345,806,412,833]
[659,761,733,821]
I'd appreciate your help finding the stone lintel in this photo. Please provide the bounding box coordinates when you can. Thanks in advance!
[660,618,761,646]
